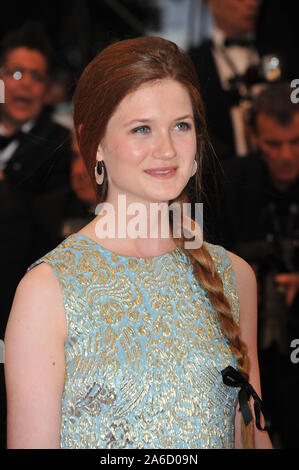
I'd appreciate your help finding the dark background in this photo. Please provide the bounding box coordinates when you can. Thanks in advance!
[1,0,299,451]
[0,0,161,95]
[1,0,299,86]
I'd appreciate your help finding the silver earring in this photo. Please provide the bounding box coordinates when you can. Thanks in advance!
[95,161,105,185]
[191,160,197,177]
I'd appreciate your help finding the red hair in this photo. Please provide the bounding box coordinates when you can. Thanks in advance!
[73,36,254,448]
[73,36,207,203]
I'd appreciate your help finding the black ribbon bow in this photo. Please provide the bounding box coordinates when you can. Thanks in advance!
[221,365,271,431]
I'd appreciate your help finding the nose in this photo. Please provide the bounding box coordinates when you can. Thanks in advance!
[152,131,176,160]
[18,71,34,88]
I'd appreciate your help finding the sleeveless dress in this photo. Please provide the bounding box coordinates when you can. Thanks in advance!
[27,233,240,449]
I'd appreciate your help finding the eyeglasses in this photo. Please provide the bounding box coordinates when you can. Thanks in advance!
[0,66,48,83]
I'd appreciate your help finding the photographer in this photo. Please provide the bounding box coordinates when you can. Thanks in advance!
[189,0,262,160]
[216,82,299,448]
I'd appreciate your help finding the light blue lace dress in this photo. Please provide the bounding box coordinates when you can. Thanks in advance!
[27,233,240,449]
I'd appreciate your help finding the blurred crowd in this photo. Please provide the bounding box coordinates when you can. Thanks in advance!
[0,0,299,450]
[189,0,299,449]
[0,22,97,449]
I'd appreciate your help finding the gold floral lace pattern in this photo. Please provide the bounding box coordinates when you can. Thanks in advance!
[28,234,240,449]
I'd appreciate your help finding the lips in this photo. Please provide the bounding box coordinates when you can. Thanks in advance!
[144,167,177,179]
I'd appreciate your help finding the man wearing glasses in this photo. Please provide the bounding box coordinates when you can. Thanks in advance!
[0,22,71,198]
[0,22,72,449]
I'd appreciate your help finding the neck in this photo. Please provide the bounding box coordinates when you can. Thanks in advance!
[93,194,176,257]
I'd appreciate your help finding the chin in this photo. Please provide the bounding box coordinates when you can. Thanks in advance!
[10,107,39,123]
[154,187,185,203]
[9,112,32,125]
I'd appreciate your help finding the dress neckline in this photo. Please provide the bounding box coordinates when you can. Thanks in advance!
[71,232,182,261]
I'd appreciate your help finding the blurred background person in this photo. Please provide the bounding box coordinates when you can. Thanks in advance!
[0,22,72,449]
[188,0,283,161]
[188,0,263,246]
[0,21,72,256]
[213,82,299,448]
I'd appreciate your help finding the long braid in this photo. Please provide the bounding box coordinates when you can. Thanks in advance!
[171,206,255,448]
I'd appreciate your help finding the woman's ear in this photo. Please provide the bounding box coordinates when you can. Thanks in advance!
[96,144,104,162]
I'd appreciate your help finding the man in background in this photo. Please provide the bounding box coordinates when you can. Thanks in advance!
[0,22,72,326]
[0,22,72,449]
[216,82,299,448]
[0,22,72,239]
[189,0,263,160]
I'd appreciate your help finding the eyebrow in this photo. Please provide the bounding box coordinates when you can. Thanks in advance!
[124,114,194,127]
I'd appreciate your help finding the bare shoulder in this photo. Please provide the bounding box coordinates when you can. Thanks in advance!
[5,262,66,448]
[19,260,61,291]
[5,261,66,343]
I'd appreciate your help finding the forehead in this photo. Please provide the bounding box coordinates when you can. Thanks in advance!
[109,79,193,123]
[257,112,299,138]
[4,47,48,71]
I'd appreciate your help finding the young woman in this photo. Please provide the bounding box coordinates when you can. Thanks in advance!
[4,36,272,449]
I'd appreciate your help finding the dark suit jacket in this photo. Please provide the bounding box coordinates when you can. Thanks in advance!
[3,110,71,194]
[189,39,236,162]
[213,153,299,264]
[211,152,299,342]
[2,110,72,255]
[1,110,73,333]
[0,113,72,449]
[188,27,297,163]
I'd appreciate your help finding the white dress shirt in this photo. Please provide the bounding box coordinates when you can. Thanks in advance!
[211,27,260,157]
[0,119,35,171]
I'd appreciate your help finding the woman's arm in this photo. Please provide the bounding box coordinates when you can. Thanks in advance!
[4,262,66,449]
[228,251,273,449]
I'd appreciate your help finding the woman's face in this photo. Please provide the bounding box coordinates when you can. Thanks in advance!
[96,78,197,207]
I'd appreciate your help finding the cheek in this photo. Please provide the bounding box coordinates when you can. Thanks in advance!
[3,81,15,99]
[179,138,197,164]
[107,139,149,167]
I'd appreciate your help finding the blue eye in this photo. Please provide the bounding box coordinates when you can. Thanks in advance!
[132,125,150,134]
[175,121,190,131]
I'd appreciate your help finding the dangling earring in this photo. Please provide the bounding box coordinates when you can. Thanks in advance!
[191,159,197,177]
[95,160,105,185]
